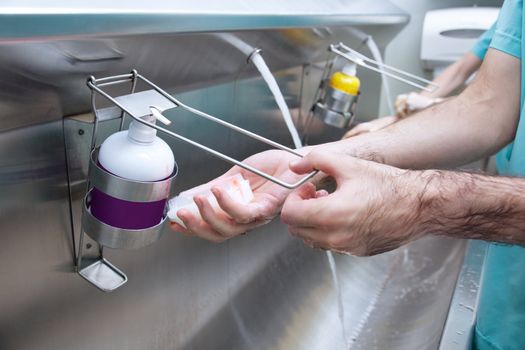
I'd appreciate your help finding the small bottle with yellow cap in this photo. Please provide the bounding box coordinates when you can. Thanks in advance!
[329,63,361,96]
[313,63,360,128]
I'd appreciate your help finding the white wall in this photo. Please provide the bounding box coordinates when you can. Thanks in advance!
[378,0,503,116]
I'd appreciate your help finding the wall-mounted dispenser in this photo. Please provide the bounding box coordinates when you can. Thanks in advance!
[93,111,175,231]
[73,70,318,292]
[309,42,439,129]
[421,7,499,77]
[312,63,361,128]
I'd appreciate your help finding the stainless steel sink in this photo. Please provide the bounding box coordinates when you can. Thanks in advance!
[179,231,466,350]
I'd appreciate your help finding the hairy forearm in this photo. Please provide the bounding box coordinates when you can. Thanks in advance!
[314,50,520,170]
[317,98,502,169]
[343,93,509,168]
[418,170,525,245]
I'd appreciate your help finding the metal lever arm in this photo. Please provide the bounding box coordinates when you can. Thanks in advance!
[330,42,439,93]
[87,74,318,189]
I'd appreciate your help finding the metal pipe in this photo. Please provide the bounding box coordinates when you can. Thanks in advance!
[87,77,318,189]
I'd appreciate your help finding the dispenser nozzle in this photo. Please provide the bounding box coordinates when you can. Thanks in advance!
[149,106,172,126]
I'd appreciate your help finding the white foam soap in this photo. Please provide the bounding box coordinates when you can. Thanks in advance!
[168,174,254,228]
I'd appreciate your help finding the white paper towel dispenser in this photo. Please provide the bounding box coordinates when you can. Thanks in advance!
[421,7,499,71]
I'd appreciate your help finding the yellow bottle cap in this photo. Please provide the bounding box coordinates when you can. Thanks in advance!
[329,71,360,95]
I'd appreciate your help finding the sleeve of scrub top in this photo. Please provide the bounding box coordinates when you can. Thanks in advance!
[471,23,496,60]
[489,0,522,59]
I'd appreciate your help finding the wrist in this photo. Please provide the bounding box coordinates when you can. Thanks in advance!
[408,169,447,237]
[411,170,491,239]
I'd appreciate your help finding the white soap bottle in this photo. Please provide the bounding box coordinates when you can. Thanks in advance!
[98,111,174,181]
[91,109,175,229]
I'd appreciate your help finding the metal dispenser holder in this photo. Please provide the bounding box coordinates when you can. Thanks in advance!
[76,70,317,292]
[310,42,439,128]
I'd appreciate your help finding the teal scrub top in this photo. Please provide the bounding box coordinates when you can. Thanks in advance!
[472,23,497,60]
[472,1,525,350]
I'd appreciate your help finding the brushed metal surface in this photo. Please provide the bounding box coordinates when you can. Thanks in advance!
[0,9,472,350]
[0,25,404,131]
[0,1,407,39]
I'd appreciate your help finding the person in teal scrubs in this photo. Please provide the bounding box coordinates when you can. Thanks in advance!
[344,22,496,138]
[170,1,524,348]
[473,23,497,60]
[474,1,525,349]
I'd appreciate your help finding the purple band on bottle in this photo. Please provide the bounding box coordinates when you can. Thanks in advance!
[89,162,171,230]
[90,188,166,230]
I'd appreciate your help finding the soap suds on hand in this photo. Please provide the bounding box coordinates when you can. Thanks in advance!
[167,174,253,228]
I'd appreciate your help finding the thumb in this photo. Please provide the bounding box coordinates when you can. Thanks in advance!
[289,150,345,177]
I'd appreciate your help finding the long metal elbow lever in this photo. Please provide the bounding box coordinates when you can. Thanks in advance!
[329,42,439,93]
[87,72,318,190]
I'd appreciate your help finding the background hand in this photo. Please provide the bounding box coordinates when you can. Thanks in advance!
[395,92,442,118]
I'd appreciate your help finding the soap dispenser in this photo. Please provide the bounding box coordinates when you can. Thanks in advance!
[90,108,175,230]
[313,63,361,128]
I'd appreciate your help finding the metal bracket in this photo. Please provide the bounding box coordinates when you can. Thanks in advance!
[329,42,439,92]
[72,70,142,292]
[72,69,317,292]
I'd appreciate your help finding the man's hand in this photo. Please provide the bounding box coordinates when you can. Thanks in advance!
[395,92,443,118]
[281,150,429,256]
[170,150,304,242]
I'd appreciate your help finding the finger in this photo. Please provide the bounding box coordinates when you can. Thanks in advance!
[194,195,252,238]
[281,183,329,227]
[211,186,264,224]
[295,182,317,200]
[169,222,193,236]
[177,209,227,243]
[289,150,348,177]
